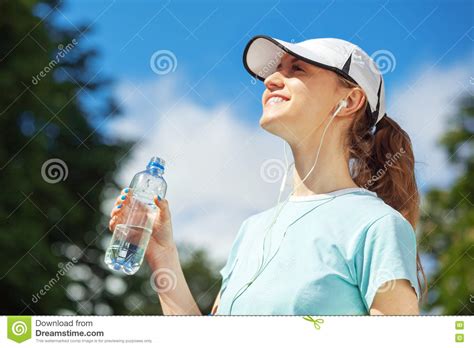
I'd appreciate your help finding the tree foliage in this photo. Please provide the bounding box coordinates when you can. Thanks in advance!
[0,0,220,315]
[420,95,474,315]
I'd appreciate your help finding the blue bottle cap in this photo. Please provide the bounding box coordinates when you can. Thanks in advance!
[147,156,165,171]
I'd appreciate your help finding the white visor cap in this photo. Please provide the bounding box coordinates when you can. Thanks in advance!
[243,35,386,125]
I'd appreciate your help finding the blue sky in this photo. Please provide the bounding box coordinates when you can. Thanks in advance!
[49,0,473,261]
[58,0,472,121]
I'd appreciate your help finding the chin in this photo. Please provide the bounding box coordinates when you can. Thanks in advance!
[259,111,287,135]
[260,99,294,123]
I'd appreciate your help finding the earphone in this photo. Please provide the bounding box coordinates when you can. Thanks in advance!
[228,98,349,313]
[336,98,348,113]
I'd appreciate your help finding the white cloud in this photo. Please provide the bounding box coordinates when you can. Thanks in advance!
[107,75,286,262]
[388,56,473,191]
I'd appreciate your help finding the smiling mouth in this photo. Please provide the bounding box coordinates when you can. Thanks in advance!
[265,96,290,106]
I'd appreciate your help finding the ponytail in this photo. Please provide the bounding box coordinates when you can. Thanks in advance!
[339,76,428,302]
[368,115,419,228]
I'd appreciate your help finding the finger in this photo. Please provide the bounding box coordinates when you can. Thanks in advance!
[109,215,118,232]
[111,190,131,217]
[110,202,125,218]
[154,197,171,222]
[113,188,131,206]
[153,195,162,207]
[152,209,172,237]
[153,195,168,208]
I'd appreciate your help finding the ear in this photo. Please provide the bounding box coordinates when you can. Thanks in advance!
[338,88,366,117]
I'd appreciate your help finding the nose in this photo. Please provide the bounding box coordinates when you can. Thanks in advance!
[264,71,285,91]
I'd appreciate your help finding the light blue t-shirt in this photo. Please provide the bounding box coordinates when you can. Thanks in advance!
[216,188,420,315]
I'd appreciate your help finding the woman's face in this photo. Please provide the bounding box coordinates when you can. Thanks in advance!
[260,53,345,144]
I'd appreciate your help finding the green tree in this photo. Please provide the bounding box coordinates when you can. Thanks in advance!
[420,95,474,315]
[0,0,128,314]
[0,0,222,315]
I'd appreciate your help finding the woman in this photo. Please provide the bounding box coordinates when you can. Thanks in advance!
[109,35,427,315]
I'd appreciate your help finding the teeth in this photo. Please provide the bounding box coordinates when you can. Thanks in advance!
[267,97,287,105]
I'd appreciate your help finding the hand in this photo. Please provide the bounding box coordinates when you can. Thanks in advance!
[109,188,177,269]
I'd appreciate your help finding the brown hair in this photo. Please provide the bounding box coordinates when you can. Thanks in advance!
[336,75,428,303]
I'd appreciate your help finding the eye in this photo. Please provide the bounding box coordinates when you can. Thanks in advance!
[292,64,305,72]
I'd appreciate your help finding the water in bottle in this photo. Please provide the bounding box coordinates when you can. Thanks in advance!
[104,156,167,275]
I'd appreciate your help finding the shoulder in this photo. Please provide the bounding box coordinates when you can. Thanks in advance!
[354,192,415,238]
[342,190,402,215]
[364,212,416,246]
[337,191,413,230]
[329,192,416,252]
[352,208,417,264]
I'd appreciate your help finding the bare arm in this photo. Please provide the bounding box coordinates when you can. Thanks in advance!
[148,245,202,315]
[369,279,420,315]
[210,291,221,315]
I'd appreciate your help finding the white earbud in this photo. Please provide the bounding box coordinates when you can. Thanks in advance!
[339,99,348,108]
[332,99,348,118]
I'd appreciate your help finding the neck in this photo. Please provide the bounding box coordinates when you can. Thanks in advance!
[288,128,358,196]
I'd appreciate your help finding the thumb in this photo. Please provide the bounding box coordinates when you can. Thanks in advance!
[153,196,171,224]
[153,195,162,206]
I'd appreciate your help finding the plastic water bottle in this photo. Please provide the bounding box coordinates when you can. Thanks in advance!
[104,156,167,275]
